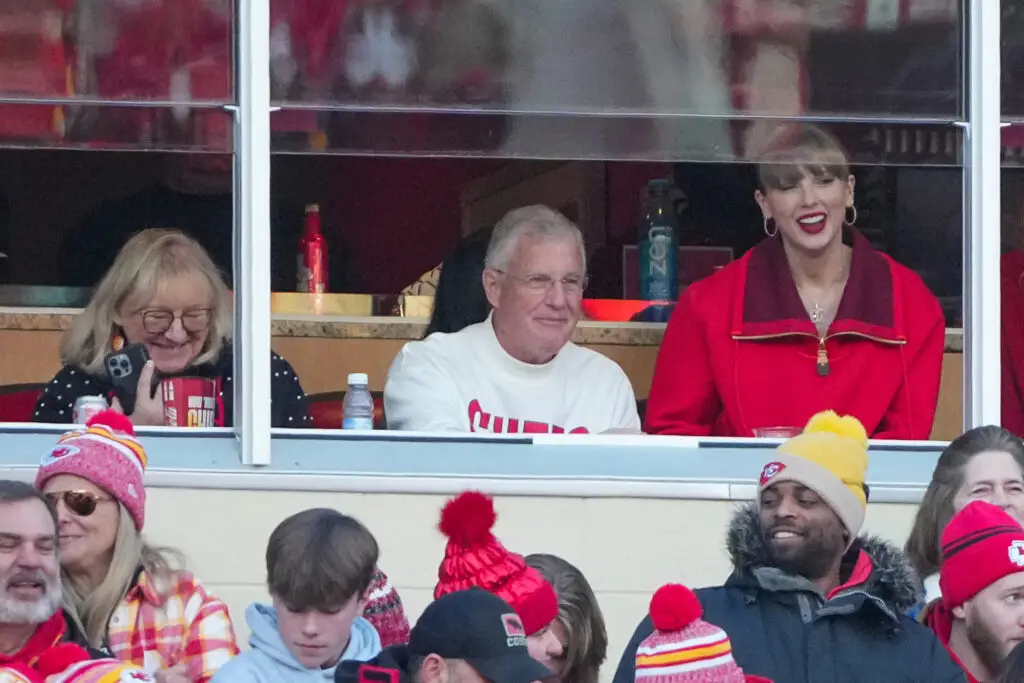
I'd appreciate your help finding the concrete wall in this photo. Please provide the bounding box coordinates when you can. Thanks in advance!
[141,487,921,682]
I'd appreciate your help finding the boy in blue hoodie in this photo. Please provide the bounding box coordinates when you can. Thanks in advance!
[212,508,384,682]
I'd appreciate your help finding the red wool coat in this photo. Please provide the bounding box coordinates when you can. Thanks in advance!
[1002,250,1024,437]
[645,229,945,439]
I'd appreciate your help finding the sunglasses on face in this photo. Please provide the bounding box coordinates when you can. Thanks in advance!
[44,490,113,517]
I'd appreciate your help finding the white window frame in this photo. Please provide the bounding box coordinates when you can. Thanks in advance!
[963,0,1001,430]
[228,1,1002,463]
[233,0,272,465]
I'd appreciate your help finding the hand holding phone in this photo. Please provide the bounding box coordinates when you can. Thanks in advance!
[104,343,160,418]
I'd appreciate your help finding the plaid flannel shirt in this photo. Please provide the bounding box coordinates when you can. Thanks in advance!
[107,570,239,683]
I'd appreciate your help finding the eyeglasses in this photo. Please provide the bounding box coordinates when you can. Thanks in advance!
[44,490,114,517]
[139,308,212,335]
[494,270,588,296]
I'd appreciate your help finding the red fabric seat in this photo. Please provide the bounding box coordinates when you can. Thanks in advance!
[307,391,385,430]
[0,384,45,423]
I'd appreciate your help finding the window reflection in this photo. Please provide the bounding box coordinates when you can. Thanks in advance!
[0,1,234,102]
[268,0,961,118]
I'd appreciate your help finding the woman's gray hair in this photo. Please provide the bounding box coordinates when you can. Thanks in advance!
[61,228,232,374]
[484,205,586,273]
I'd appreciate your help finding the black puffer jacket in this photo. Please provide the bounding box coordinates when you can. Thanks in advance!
[612,505,966,683]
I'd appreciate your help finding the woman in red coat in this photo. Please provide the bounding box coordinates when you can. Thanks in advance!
[646,124,945,439]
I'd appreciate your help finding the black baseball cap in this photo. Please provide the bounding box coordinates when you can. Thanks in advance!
[410,588,555,683]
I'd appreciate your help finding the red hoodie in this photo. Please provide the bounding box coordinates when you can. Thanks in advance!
[645,229,945,438]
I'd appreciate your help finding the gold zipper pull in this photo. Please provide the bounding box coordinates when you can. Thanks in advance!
[817,338,829,377]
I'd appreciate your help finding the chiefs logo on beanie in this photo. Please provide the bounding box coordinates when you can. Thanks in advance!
[758,410,869,547]
[940,500,1024,608]
[434,491,558,636]
[35,411,148,530]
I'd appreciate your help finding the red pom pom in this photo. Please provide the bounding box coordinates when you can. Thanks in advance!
[649,583,702,631]
[87,409,136,436]
[34,642,91,677]
[439,491,497,545]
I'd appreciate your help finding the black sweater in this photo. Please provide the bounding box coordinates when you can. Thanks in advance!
[34,345,311,428]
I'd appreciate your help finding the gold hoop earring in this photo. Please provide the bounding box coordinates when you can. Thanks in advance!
[763,217,778,238]
[845,205,858,226]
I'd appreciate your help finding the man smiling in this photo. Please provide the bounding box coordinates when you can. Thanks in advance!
[0,480,95,670]
[385,205,639,435]
[612,411,965,683]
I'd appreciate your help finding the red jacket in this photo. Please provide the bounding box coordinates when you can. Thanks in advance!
[1002,250,1024,437]
[645,229,945,438]
[0,610,65,670]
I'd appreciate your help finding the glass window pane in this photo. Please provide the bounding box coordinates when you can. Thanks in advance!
[268,0,961,119]
[0,0,234,103]
[1005,0,1024,117]
[0,103,232,151]
[1003,167,1024,436]
[0,147,235,427]
[269,120,964,439]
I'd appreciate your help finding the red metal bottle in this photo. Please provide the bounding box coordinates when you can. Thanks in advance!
[298,204,328,293]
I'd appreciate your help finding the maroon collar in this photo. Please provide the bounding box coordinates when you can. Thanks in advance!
[731,228,903,342]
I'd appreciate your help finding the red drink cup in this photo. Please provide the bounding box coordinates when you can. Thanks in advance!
[161,377,218,427]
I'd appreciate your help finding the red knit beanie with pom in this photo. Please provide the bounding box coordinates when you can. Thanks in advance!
[434,491,558,636]
[36,410,149,529]
[636,584,769,683]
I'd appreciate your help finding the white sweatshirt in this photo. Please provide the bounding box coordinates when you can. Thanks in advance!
[384,318,641,434]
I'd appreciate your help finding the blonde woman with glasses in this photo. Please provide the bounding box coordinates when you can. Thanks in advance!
[34,228,311,428]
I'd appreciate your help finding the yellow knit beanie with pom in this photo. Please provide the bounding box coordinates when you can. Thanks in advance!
[757,410,870,544]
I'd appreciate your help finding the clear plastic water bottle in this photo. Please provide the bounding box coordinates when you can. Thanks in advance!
[342,373,374,430]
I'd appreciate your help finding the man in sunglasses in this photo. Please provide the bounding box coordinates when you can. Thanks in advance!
[0,480,107,669]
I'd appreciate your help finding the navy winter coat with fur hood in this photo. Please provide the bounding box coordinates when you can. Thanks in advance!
[612,505,966,683]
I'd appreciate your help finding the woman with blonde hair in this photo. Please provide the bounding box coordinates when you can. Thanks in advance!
[36,410,238,682]
[34,228,310,427]
[525,553,607,683]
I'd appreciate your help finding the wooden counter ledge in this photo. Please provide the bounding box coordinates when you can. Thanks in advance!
[0,307,965,350]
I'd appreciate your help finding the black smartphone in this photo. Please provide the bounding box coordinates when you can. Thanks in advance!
[103,343,157,416]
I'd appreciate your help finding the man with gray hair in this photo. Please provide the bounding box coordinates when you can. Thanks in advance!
[385,205,640,434]
[0,480,100,666]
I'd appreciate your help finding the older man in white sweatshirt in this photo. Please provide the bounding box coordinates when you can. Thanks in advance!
[384,205,640,435]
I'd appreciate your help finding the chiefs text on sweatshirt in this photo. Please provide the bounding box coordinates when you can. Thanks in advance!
[384,316,640,434]
[645,228,944,439]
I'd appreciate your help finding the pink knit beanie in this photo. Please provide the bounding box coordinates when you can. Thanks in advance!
[36,410,148,529]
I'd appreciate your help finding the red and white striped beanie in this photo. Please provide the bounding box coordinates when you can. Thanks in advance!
[636,584,750,683]
[36,410,148,529]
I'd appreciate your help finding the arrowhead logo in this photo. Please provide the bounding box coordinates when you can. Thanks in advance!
[1009,540,1024,568]
[40,444,80,467]
[760,461,786,486]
